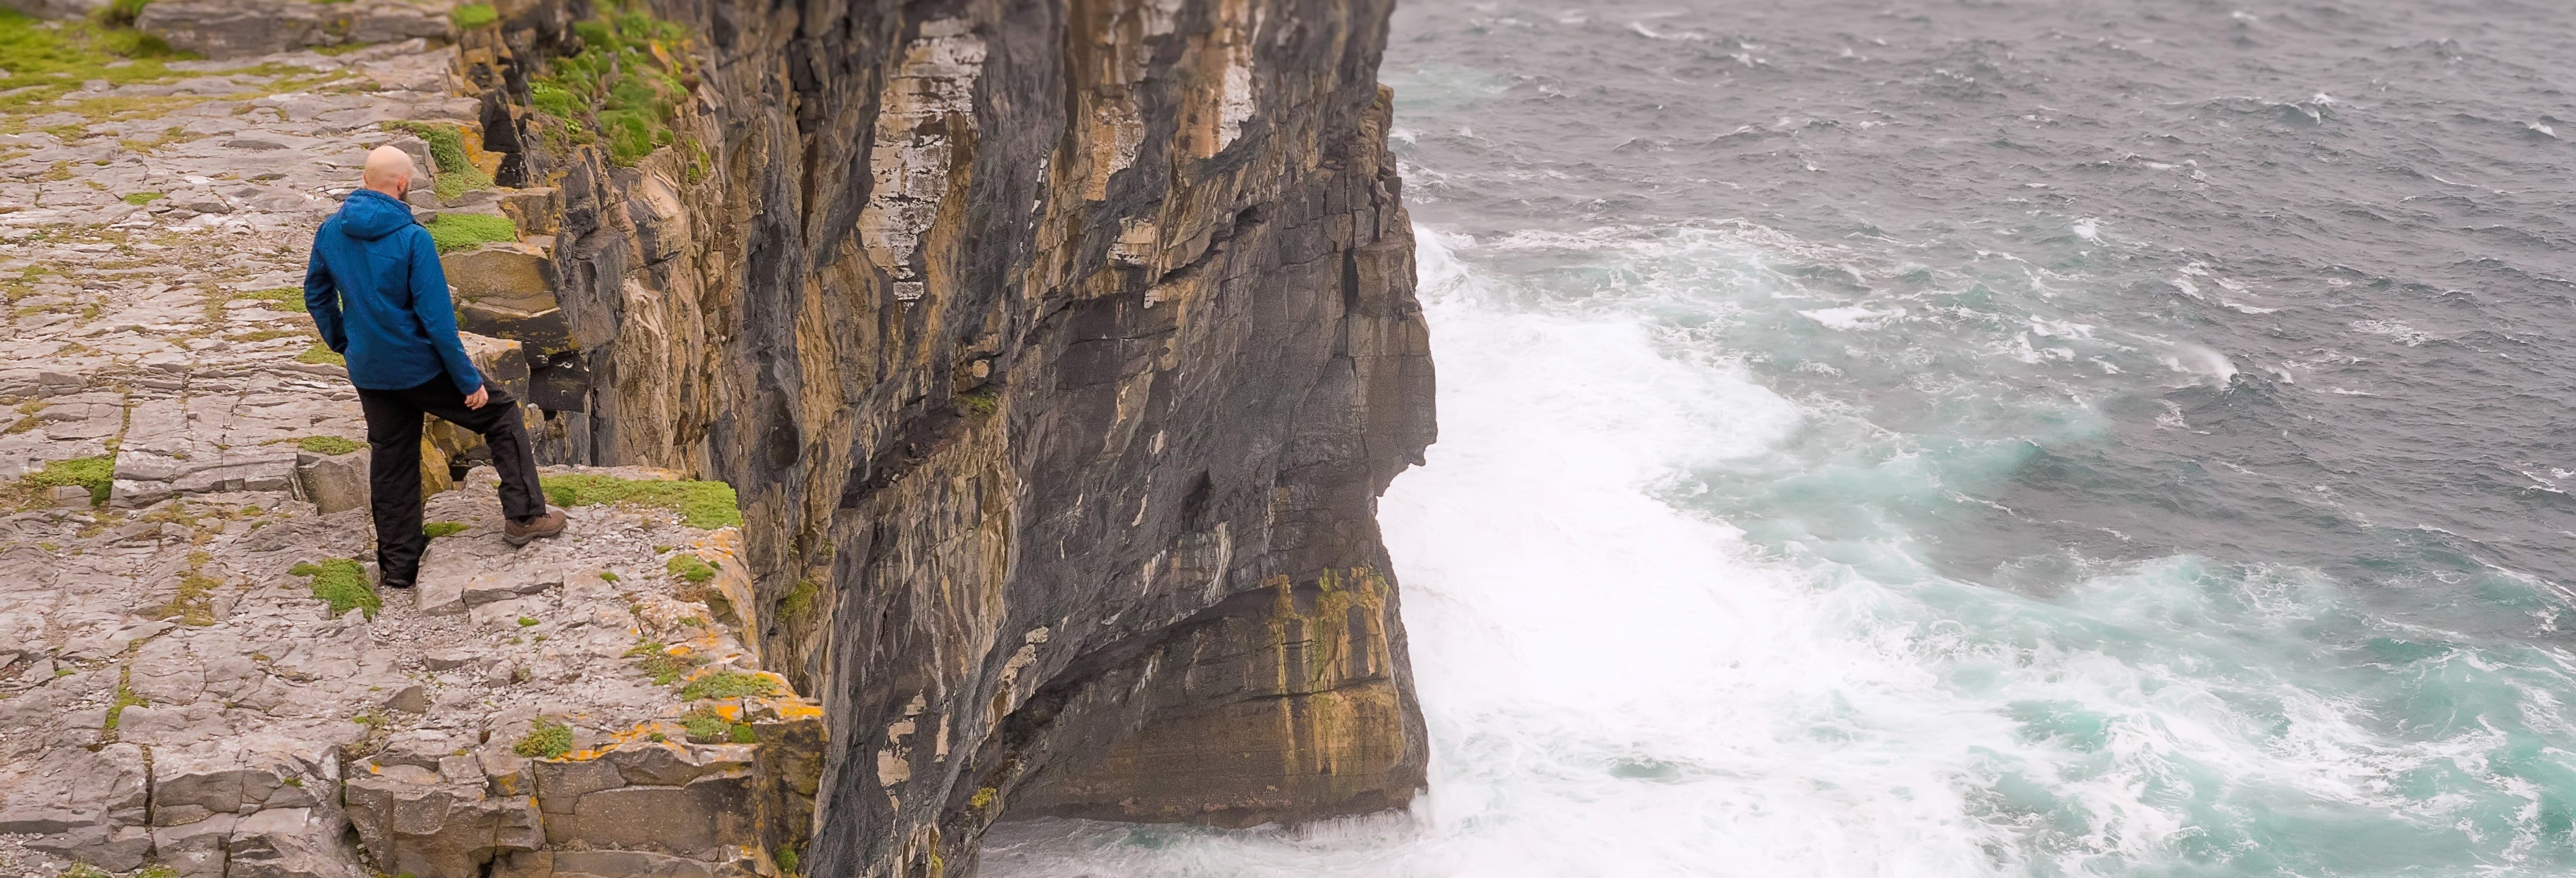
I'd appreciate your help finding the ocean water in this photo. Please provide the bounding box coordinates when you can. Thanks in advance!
[984,1,2576,875]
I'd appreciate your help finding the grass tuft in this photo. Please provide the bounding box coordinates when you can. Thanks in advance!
[122,191,163,205]
[665,552,714,584]
[424,521,467,538]
[20,455,113,506]
[423,212,516,253]
[526,4,694,166]
[385,121,493,200]
[449,3,498,29]
[296,435,363,455]
[290,558,380,618]
[295,343,345,366]
[512,717,574,759]
[541,473,741,529]
[678,669,776,701]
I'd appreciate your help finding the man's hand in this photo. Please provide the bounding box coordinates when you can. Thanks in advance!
[464,387,488,410]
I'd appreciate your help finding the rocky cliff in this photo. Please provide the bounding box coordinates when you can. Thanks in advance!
[461,0,1435,873]
[0,0,1431,874]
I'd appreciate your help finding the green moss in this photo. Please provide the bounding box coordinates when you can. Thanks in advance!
[778,578,819,621]
[774,847,800,876]
[423,521,467,538]
[449,3,498,29]
[289,558,380,618]
[296,435,363,455]
[295,343,345,366]
[528,4,693,166]
[678,670,776,701]
[516,615,539,627]
[103,675,145,730]
[665,552,714,584]
[240,287,308,312]
[62,865,114,878]
[599,570,620,582]
[0,10,193,131]
[122,191,163,205]
[541,473,741,529]
[384,121,494,200]
[21,454,113,506]
[957,388,998,417]
[625,640,703,685]
[969,786,997,809]
[730,722,758,743]
[423,211,517,253]
[512,717,573,759]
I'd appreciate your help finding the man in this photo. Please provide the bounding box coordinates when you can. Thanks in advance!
[304,145,566,589]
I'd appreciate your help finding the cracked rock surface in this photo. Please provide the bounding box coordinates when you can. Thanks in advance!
[0,25,816,878]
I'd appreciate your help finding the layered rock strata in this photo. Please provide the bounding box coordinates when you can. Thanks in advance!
[0,24,821,878]
[440,0,1435,872]
[2,0,1434,874]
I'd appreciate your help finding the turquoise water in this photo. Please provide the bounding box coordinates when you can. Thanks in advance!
[984,0,2576,873]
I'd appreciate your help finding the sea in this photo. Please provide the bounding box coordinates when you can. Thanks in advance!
[985,0,2576,874]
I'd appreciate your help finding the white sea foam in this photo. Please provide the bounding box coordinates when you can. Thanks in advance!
[985,225,2566,877]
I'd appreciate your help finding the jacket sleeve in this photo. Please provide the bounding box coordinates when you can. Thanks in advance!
[304,231,348,353]
[407,229,485,394]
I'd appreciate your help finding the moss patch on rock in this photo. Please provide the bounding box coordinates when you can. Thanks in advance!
[294,343,345,366]
[423,212,516,253]
[513,717,573,759]
[541,473,741,529]
[290,558,379,618]
[449,3,498,29]
[385,121,493,200]
[664,552,714,584]
[678,669,775,701]
[424,521,467,539]
[527,4,694,166]
[18,454,113,506]
[295,435,363,455]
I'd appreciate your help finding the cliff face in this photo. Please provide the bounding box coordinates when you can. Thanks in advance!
[469,0,1433,873]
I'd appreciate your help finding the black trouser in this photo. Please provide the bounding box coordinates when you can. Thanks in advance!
[357,373,544,583]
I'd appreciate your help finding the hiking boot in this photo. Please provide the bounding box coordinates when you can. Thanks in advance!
[505,507,567,547]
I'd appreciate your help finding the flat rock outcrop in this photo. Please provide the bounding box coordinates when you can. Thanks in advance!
[4,0,1433,874]
[0,22,819,878]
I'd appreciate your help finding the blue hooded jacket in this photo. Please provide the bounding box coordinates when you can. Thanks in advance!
[303,188,482,394]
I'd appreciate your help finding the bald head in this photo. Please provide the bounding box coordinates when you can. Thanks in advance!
[362,145,415,197]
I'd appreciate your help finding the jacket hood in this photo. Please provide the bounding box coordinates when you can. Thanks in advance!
[336,188,416,241]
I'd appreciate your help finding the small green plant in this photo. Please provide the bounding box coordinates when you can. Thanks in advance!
[646,731,667,742]
[625,640,703,685]
[969,786,997,809]
[281,776,302,787]
[677,706,755,743]
[295,343,346,366]
[678,670,776,701]
[289,558,380,618]
[238,287,309,312]
[665,552,714,584]
[122,191,163,205]
[449,3,498,29]
[526,6,695,165]
[295,435,363,455]
[957,388,998,416]
[512,717,573,759]
[385,121,493,200]
[778,578,820,621]
[422,212,516,253]
[103,677,146,731]
[63,864,117,878]
[424,521,467,538]
[516,616,539,627]
[599,570,620,582]
[19,454,113,506]
[542,474,742,529]
[775,847,800,876]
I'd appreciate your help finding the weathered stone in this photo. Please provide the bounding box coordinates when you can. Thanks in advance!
[343,761,544,878]
[0,743,150,870]
[443,243,558,314]
[548,849,715,878]
[138,0,449,58]
[153,814,237,878]
[462,567,564,607]
[605,741,753,787]
[531,757,624,813]
[296,446,371,514]
[228,806,366,878]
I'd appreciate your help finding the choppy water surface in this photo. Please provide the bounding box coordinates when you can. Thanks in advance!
[987,1,2576,875]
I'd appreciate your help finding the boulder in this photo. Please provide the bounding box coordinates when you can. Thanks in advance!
[343,759,542,878]
[296,446,371,514]
[443,243,558,315]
